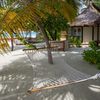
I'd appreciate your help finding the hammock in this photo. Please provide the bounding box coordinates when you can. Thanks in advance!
[27,73,100,94]
[23,49,100,94]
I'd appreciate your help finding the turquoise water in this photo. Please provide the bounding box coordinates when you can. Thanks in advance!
[22,31,37,38]
[2,31,37,38]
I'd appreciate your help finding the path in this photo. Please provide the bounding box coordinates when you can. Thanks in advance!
[0,47,100,100]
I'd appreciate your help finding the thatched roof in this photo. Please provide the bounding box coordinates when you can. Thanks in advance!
[71,3,100,26]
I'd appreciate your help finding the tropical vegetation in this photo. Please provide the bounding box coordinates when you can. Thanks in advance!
[0,0,79,64]
[42,13,69,41]
[83,41,100,69]
[68,36,82,47]
[0,0,99,63]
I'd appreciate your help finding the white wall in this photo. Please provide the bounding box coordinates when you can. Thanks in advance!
[83,27,92,44]
[71,26,100,45]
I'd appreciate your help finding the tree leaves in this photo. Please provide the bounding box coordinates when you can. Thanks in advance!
[43,14,69,40]
[0,0,79,53]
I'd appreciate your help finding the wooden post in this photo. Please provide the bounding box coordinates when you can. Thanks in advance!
[97,24,99,46]
[81,26,83,42]
[62,41,65,51]
[92,26,94,40]
[97,24,99,41]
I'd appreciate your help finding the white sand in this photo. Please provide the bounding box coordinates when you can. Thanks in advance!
[0,47,100,100]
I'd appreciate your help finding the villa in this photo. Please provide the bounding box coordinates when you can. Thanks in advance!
[70,3,100,46]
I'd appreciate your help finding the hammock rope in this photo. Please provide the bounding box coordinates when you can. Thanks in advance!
[23,48,100,94]
[27,73,100,93]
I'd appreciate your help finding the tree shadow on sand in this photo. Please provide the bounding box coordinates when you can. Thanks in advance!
[0,50,100,100]
[0,56,33,100]
[25,51,100,100]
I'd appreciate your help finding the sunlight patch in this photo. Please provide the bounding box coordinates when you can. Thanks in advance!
[0,50,25,70]
[64,92,74,100]
[70,51,79,54]
[88,85,100,92]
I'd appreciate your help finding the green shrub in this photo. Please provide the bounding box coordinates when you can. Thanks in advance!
[83,50,97,64]
[68,36,74,43]
[96,51,100,63]
[82,41,100,69]
[74,37,81,47]
[89,41,98,51]
[69,36,81,47]
[97,63,100,69]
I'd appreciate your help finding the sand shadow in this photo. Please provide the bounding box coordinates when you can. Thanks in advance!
[0,56,33,100]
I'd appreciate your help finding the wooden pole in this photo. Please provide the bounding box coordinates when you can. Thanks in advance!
[97,24,99,46]
[97,24,99,41]
[92,26,94,41]
[81,26,83,42]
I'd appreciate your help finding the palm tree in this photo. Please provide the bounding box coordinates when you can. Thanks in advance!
[0,0,79,64]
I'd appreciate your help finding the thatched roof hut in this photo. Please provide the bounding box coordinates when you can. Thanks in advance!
[70,3,100,45]
[71,3,100,26]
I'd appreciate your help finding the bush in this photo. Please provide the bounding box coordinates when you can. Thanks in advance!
[74,37,81,47]
[96,50,100,63]
[89,41,98,51]
[69,36,81,47]
[97,63,100,70]
[83,50,97,64]
[82,41,100,69]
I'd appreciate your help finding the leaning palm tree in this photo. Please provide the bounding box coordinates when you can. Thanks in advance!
[0,0,79,63]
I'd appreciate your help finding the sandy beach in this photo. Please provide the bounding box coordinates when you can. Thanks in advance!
[0,46,100,100]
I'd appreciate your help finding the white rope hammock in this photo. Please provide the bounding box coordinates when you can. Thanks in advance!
[27,73,100,93]
[23,49,100,94]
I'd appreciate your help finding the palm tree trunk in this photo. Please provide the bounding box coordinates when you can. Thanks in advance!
[43,31,53,64]
[38,23,53,64]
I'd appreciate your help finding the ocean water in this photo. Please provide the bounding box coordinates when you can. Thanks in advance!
[2,31,37,38]
[21,31,37,38]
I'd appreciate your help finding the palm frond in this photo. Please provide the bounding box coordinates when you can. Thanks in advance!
[0,0,78,53]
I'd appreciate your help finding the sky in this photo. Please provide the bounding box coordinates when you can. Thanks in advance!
[79,0,87,13]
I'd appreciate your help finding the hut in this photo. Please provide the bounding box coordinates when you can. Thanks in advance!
[70,3,100,46]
